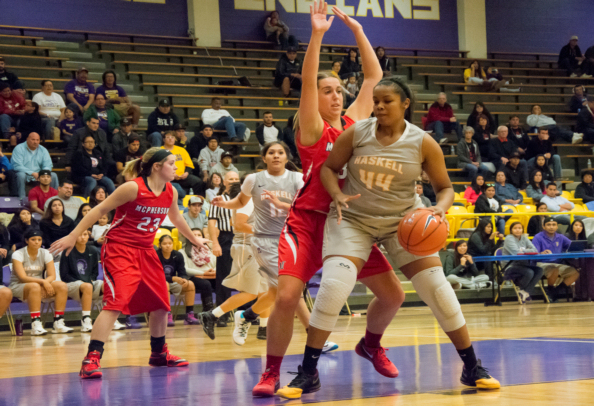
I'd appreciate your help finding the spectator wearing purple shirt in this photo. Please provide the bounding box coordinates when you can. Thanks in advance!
[58,107,82,143]
[95,70,140,126]
[531,217,579,301]
[64,67,95,116]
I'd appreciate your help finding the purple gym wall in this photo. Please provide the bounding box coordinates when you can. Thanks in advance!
[219,0,459,51]
[0,0,188,38]
[486,0,594,53]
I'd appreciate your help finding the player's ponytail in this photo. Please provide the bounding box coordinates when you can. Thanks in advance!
[375,76,415,122]
[122,147,171,180]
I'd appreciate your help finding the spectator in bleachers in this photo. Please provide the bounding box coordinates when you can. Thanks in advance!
[211,151,238,178]
[583,45,594,78]
[475,184,512,234]
[507,115,530,156]
[256,111,282,147]
[420,170,436,204]
[502,152,528,190]
[89,186,108,208]
[96,70,140,126]
[11,132,59,199]
[464,60,490,90]
[345,74,360,106]
[473,114,494,161]
[569,85,587,113]
[0,222,9,269]
[375,46,390,76]
[64,67,95,116]
[112,118,146,153]
[338,48,361,80]
[467,220,501,277]
[527,202,549,237]
[466,102,495,130]
[558,36,585,77]
[201,98,249,143]
[264,10,298,50]
[11,80,26,99]
[527,104,583,144]
[205,173,222,203]
[526,170,548,204]
[576,95,594,143]
[33,80,65,140]
[426,92,462,143]
[173,123,188,149]
[444,240,490,289]
[45,180,82,220]
[147,99,179,147]
[274,47,302,98]
[485,66,520,93]
[83,94,121,142]
[114,134,144,180]
[181,228,215,312]
[71,135,116,198]
[0,82,25,146]
[575,171,594,211]
[8,208,39,251]
[40,198,75,249]
[415,181,431,208]
[530,155,555,185]
[540,183,574,226]
[162,131,204,196]
[281,115,298,163]
[181,196,208,246]
[73,203,91,227]
[9,228,73,335]
[188,125,214,164]
[60,229,104,332]
[495,170,523,204]
[457,126,495,181]
[0,57,18,88]
[0,144,17,197]
[66,116,113,175]
[0,285,12,321]
[91,213,110,245]
[532,217,579,302]
[28,170,58,215]
[17,101,44,142]
[155,235,201,326]
[198,137,224,182]
[566,219,587,240]
[463,174,484,205]
[502,222,544,303]
[526,127,562,179]
[490,126,528,176]
[58,107,81,143]
[330,60,342,79]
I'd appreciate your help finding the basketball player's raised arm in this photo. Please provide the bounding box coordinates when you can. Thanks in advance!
[321,125,359,223]
[211,192,250,210]
[168,188,209,249]
[421,134,455,219]
[335,7,383,122]
[299,1,333,146]
[49,181,140,256]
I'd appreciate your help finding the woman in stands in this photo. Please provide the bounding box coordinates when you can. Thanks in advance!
[467,220,502,275]
[50,147,209,380]
[40,199,75,250]
[205,172,222,203]
[8,208,39,252]
[466,102,495,130]
[464,60,490,90]
[182,228,216,314]
[566,219,587,241]
[527,202,549,237]
[74,203,92,226]
[474,184,510,235]
[525,170,548,203]
[89,185,108,207]
[443,240,490,289]
[464,174,485,205]
[473,114,494,160]
[530,155,555,184]
[252,2,404,397]
[527,105,583,144]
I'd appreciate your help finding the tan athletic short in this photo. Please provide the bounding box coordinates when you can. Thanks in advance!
[537,262,579,280]
[224,243,267,295]
[67,280,103,301]
[9,281,57,303]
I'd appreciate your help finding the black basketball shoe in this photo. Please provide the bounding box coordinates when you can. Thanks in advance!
[276,366,321,399]
[460,359,501,389]
[197,311,216,340]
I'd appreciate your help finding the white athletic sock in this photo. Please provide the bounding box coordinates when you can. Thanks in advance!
[212,307,225,318]
[82,311,91,318]
[259,317,268,328]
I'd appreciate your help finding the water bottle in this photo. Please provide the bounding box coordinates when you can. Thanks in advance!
[588,159,592,169]
[189,188,194,195]
[15,317,23,336]
[450,145,455,155]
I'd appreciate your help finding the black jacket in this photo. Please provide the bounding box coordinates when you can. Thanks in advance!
[8,222,40,250]
[338,58,361,79]
[17,112,44,142]
[0,70,19,88]
[275,55,302,77]
[422,181,436,204]
[60,244,100,283]
[525,137,555,161]
[527,215,544,237]
[503,162,528,190]
[576,108,594,133]
[473,126,492,159]
[575,182,594,203]
[442,251,479,278]
[467,232,495,258]
[255,123,282,146]
[40,216,75,248]
[147,107,179,135]
[530,163,554,183]
[489,137,519,162]
[507,125,530,151]
[71,148,108,184]
[67,126,111,166]
[558,44,582,64]
[187,133,211,160]
[569,95,587,113]
[467,111,495,131]
[475,194,505,214]
[111,129,148,152]
[156,249,189,283]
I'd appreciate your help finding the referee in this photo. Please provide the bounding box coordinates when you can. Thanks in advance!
[208,171,239,327]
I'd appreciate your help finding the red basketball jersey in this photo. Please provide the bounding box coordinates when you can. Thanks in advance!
[292,115,355,213]
[105,177,174,249]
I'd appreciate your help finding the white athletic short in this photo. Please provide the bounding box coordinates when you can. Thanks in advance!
[323,208,439,269]
[251,237,280,287]
[224,243,267,295]
[67,280,104,301]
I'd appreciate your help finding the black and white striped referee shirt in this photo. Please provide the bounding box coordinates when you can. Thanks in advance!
[208,194,233,232]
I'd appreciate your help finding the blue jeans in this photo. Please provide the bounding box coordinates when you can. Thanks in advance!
[427,120,463,142]
[83,176,115,198]
[148,132,163,147]
[16,171,59,199]
[41,117,56,140]
[171,182,186,205]
[464,163,495,180]
[505,264,543,294]
[528,155,562,179]
[0,114,16,136]
[212,116,247,141]
[496,209,514,234]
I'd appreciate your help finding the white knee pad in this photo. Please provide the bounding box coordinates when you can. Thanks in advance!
[309,258,358,331]
[410,266,466,332]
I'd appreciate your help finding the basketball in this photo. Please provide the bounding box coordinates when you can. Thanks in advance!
[397,209,448,256]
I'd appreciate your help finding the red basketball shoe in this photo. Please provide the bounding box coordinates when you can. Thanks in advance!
[252,369,280,397]
[80,351,103,379]
[355,338,399,378]
[148,344,189,367]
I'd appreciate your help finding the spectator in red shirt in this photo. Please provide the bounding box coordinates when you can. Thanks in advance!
[0,82,26,145]
[28,169,58,215]
[426,92,462,143]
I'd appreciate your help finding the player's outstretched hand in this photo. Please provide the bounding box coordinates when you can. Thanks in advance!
[331,6,362,32]
[49,233,78,257]
[311,1,334,34]
[190,236,211,251]
[417,206,450,232]
[262,190,283,208]
[210,196,227,208]
[333,192,360,224]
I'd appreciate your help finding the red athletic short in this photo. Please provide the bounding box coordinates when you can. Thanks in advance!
[101,243,170,315]
[279,207,392,283]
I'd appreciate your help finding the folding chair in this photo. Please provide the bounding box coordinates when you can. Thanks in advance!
[494,248,549,304]
[171,293,186,322]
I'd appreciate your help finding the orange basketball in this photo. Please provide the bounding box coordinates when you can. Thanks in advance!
[397,209,448,256]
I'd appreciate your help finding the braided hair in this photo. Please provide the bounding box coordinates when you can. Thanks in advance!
[374,76,414,122]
